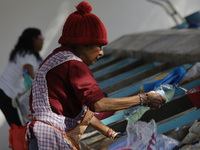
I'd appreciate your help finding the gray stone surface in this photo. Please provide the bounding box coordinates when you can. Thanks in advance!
[104,29,200,65]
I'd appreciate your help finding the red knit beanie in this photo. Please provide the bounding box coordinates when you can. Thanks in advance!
[58,1,108,45]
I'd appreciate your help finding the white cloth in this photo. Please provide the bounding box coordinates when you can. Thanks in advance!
[181,62,200,81]
[0,53,41,99]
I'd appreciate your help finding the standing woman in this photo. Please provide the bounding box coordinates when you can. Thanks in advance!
[0,28,43,126]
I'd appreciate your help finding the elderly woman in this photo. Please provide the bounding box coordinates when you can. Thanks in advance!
[26,1,165,150]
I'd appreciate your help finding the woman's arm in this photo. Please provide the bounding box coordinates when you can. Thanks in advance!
[23,64,35,79]
[89,115,118,139]
[89,115,109,135]
[94,91,166,112]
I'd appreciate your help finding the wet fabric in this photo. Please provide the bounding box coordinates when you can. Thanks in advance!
[143,67,186,93]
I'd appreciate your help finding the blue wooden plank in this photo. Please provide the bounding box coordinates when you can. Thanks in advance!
[157,109,200,134]
[99,62,161,89]
[101,64,192,125]
[101,111,124,126]
[93,58,136,78]
[103,75,198,125]
[89,56,115,69]
[174,78,200,97]
[104,77,197,126]
[109,64,192,98]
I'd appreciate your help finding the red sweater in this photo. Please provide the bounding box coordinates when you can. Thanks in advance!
[30,46,105,118]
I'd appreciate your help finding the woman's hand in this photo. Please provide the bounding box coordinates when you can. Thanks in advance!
[23,64,35,79]
[145,91,166,110]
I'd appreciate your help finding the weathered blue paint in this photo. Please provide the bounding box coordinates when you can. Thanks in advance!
[157,108,200,133]
[99,62,161,88]
[89,56,115,69]
[109,64,192,98]
[93,58,136,78]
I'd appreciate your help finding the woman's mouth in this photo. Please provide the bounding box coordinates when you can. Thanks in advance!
[95,57,99,62]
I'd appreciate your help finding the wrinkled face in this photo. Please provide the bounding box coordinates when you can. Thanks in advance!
[81,45,104,66]
[33,35,44,52]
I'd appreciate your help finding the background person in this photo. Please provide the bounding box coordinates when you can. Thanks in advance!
[0,28,43,126]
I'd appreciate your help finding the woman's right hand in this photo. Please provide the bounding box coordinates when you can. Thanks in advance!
[145,91,166,110]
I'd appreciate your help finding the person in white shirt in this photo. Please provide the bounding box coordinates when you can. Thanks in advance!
[0,28,43,126]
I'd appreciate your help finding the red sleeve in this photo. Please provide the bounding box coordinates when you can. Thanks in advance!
[69,60,105,111]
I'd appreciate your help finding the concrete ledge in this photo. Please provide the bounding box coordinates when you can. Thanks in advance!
[104,29,200,65]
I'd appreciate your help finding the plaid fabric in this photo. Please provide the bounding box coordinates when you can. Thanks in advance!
[26,51,92,150]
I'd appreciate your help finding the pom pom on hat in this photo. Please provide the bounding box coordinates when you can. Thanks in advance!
[58,1,108,46]
[76,1,92,14]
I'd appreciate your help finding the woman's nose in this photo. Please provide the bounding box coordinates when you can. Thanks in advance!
[100,49,104,56]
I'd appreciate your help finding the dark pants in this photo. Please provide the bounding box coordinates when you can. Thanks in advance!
[29,138,38,150]
[0,89,22,126]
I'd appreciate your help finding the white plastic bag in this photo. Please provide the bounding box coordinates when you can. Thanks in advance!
[124,84,176,124]
[124,120,180,150]
[15,89,31,125]
[155,134,180,150]
[125,120,157,150]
